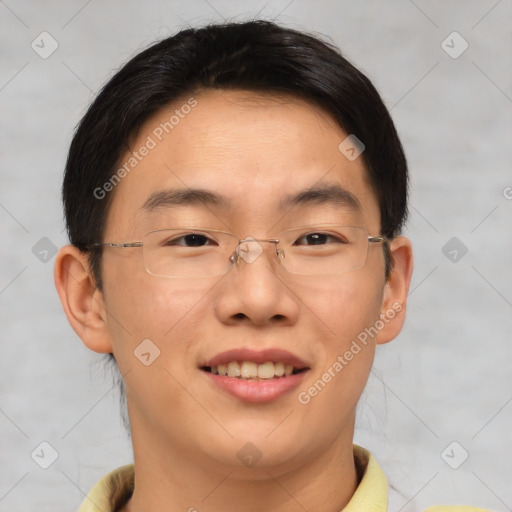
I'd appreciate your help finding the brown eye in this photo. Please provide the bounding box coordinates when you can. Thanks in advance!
[166,234,214,247]
[294,233,345,245]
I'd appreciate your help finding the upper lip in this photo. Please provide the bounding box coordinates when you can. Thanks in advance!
[202,348,309,369]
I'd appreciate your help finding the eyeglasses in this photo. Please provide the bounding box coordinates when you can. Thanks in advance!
[90,225,388,278]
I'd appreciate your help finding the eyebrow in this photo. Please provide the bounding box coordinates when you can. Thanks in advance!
[141,183,361,213]
[279,183,361,212]
[142,188,230,211]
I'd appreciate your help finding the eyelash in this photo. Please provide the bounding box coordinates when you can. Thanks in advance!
[294,233,346,245]
[165,231,347,247]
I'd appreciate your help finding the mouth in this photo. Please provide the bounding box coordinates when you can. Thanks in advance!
[200,349,310,402]
[201,360,307,380]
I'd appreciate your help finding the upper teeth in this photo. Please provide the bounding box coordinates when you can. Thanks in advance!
[210,361,295,379]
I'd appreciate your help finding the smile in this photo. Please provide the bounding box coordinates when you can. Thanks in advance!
[203,360,305,380]
[201,349,310,402]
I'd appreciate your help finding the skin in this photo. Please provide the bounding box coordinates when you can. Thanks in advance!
[55,89,413,511]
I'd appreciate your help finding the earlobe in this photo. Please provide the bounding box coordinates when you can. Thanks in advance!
[377,236,413,345]
[54,245,113,354]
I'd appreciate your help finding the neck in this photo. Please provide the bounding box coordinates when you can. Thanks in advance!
[121,422,359,512]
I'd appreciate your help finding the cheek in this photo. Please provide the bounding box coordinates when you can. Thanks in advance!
[291,270,383,343]
[101,254,219,369]
[293,271,384,414]
[100,265,230,445]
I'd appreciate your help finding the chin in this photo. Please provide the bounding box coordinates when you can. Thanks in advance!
[203,426,312,474]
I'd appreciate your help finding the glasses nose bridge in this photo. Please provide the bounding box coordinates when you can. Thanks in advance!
[230,236,281,266]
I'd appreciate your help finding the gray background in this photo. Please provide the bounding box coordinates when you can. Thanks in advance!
[1,1,511,511]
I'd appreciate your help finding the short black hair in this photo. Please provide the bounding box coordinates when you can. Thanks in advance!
[63,19,408,286]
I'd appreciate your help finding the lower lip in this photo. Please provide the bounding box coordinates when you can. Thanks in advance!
[202,370,308,403]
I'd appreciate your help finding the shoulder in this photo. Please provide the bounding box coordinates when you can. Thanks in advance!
[78,464,134,512]
[350,447,495,512]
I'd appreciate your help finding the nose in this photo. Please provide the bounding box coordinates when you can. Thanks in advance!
[214,237,300,327]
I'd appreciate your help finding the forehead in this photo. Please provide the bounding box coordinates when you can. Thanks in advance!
[105,89,379,234]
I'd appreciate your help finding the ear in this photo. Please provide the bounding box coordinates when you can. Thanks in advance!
[376,236,413,345]
[54,245,113,353]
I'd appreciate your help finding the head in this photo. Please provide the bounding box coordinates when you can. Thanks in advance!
[55,20,412,476]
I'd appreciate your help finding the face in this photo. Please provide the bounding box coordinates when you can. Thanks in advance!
[88,90,408,475]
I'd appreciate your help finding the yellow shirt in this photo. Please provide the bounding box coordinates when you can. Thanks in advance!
[78,446,493,512]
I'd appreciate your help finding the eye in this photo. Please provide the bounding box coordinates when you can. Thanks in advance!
[165,233,216,247]
[294,232,346,246]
